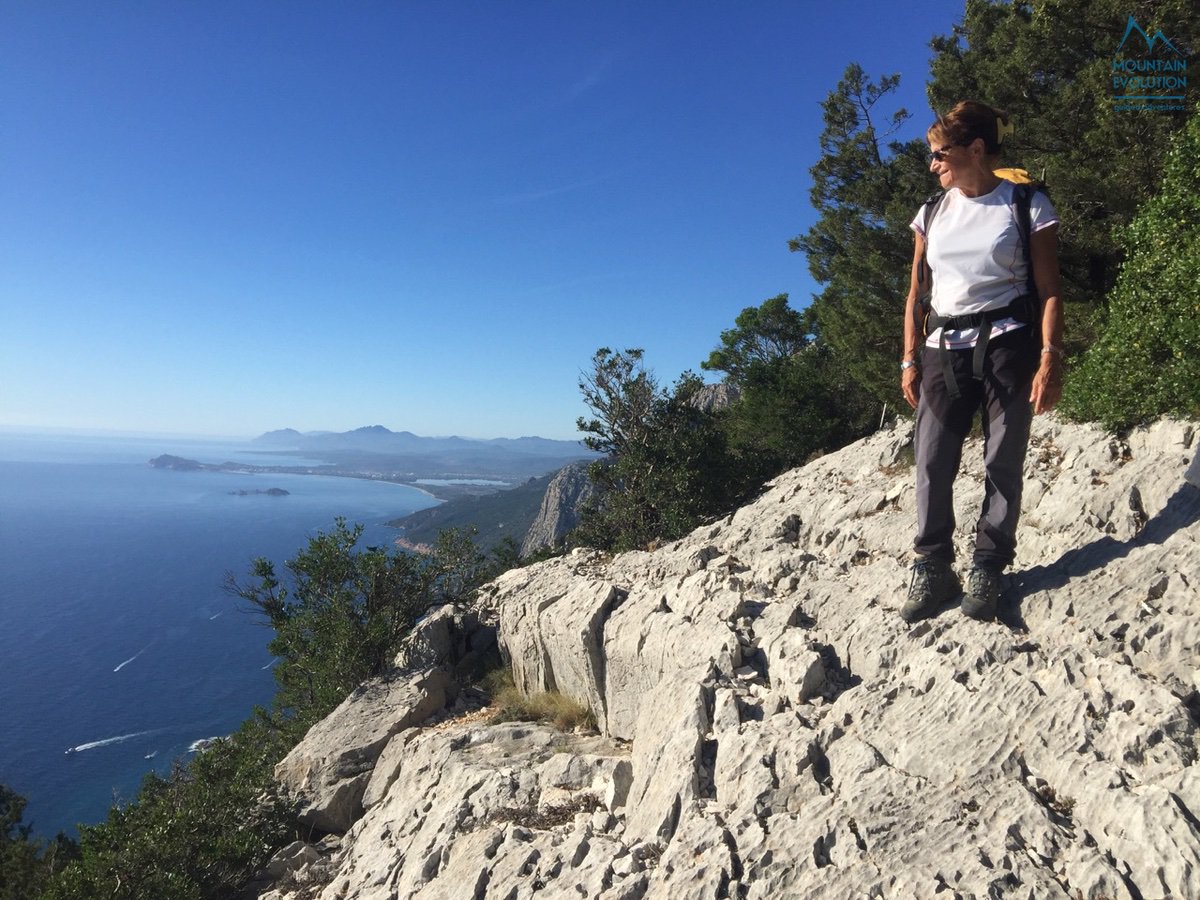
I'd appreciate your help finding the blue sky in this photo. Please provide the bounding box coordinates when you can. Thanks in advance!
[2,1,965,440]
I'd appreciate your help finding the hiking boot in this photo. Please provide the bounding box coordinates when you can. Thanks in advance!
[900,558,961,623]
[962,565,1003,621]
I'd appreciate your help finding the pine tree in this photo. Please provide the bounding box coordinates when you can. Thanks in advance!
[793,2,1198,409]
[790,65,932,407]
[926,0,1198,335]
[1061,103,1200,429]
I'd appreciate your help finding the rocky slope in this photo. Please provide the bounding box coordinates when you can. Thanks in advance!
[520,462,599,557]
[262,416,1200,900]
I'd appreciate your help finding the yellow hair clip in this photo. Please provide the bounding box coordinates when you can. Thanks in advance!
[996,117,1015,145]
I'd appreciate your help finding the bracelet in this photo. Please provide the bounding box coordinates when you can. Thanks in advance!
[1041,345,1064,358]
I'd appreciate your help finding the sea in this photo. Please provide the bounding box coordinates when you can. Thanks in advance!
[0,430,439,839]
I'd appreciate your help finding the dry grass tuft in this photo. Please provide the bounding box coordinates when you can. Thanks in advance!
[483,669,597,733]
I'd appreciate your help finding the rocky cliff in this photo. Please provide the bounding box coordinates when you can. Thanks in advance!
[520,462,599,557]
[262,416,1200,900]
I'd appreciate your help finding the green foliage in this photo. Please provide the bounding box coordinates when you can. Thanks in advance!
[575,348,658,460]
[701,294,812,385]
[574,302,880,552]
[574,349,742,552]
[791,65,933,408]
[796,4,1197,411]
[927,0,1198,327]
[703,294,878,480]
[0,785,74,900]
[42,714,294,900]
[0,785,43,900]
[229,519,427,722]
[1061,104,1200,429]
[487,535,524,572]
[722,343,879,478]
[228,518,495,725]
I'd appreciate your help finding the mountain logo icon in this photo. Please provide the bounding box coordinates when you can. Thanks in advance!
[1115,16,1185,57]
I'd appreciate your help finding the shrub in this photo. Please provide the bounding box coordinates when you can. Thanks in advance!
[574,349,743,552]
[484,670,596,733]
[42,714,294,900]
[1062,104,1200,430]
[43,521,508,899]
[228,519,498,726]
[0,785,75,900]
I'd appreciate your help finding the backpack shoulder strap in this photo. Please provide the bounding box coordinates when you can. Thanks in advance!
[920,190,947,238]
[1011,182,1034,247]
[1010,182,1042,300]
[917,191,946,305]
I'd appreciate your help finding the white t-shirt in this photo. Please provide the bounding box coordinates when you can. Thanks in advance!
[910,180,1059,348]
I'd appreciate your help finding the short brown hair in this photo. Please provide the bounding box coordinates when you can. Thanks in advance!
[928,100,1011,156]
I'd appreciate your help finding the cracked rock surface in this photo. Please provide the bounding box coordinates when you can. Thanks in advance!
[263,416,1200,900]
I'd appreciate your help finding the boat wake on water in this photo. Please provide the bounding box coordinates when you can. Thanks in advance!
[113,644,152,673]
[65,729,159,755]
[188,736,223,753]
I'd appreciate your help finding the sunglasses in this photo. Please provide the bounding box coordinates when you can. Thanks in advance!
[928,140,974,162]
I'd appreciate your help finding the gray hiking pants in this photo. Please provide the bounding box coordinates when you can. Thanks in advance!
[914,328,1039,569]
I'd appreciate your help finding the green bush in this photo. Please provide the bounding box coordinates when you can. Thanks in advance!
[1062,104,1200,430]
[703,294,878,481]
[574,349,744,552]
[718,343,877,481]
[228,519,499,726]
[41,520,510,899]
[0,785,75,900]
[42,714,294,900]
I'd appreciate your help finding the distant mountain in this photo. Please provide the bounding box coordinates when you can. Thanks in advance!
[483,436,594,457]
[251,425,599,483]
[255,427,592,460]
[256,428,306,445]
[254,426,593,460]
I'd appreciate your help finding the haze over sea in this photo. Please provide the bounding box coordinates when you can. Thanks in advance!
[0,430,438,838]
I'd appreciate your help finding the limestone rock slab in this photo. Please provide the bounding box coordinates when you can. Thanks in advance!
[263,416,1200,900]
[274,667,450,834]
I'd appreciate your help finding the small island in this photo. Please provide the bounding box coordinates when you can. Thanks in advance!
[148,454,205,471]
[149,456,289,495]
[146,427,596,507]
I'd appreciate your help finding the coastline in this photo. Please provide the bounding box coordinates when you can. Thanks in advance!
[148,455,453,501]
[1,442,439,840]
[393,537,435,555]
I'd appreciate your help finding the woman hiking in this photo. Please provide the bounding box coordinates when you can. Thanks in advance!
[899,100,1065,623]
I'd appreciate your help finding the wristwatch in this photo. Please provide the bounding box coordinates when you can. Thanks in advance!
[900,360,918,371]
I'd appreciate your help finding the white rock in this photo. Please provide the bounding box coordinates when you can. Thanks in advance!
[261,416,1200,900]
[625,674,710,845]
[762,629,826,701]
[263,841,320,880]
[273,667,449,834]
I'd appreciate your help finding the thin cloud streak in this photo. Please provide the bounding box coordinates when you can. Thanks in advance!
[490,175,607,206]
[565,53,617,102]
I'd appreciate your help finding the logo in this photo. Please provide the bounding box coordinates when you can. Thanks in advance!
[1111,16,1189,111]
